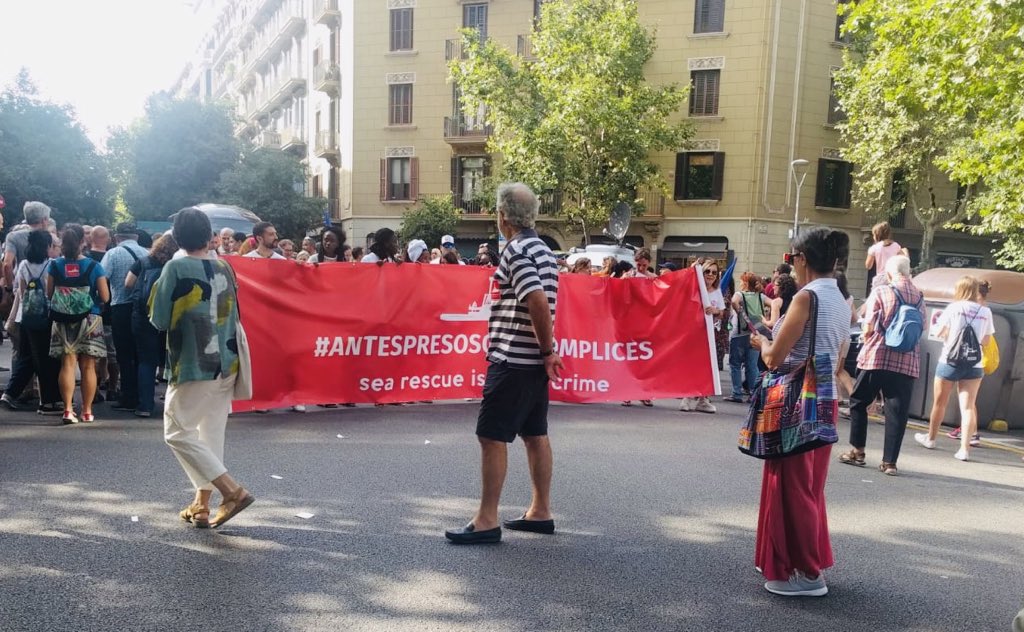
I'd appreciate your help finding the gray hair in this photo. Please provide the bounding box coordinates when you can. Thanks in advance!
[496,182,540,230]
[885,254,911,278]
[23,201,51,225]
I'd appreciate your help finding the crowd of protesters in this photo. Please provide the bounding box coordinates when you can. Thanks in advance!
[0,195,1016,607]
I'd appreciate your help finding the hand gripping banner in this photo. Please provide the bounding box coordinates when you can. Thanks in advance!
[228,259,718,411]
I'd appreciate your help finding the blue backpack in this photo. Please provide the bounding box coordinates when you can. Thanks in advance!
[883,287,924,353]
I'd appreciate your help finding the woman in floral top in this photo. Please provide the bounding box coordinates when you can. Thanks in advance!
[150,207,253,529]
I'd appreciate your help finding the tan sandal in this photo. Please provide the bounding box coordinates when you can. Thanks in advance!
[879,462,898,476]
[838,448,866,467]
[211,488,254,529]
[179,503,211,529]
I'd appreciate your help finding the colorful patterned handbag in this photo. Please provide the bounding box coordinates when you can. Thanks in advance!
[738,290,839,459]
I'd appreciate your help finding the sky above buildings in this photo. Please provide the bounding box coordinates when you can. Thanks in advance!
[0,0,210,148]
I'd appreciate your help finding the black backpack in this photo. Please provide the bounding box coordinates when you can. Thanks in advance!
[947,307,982,369]
[132,259,163,317]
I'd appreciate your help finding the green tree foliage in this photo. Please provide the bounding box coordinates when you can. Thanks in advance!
[400,195,461,248]
[0,69,113,227]
[450,0,692,238]
[837,0,1024,269]
[117,94,240,221]
[214,148,324,240]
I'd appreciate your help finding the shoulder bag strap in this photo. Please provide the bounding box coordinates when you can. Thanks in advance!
[218,259,242,319]
[120,244,140,263]
[805,289,819,359]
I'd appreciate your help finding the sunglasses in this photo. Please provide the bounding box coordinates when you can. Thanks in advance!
[704,269,719,276]
[783,252,804,265]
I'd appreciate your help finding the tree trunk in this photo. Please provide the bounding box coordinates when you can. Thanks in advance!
[919,220,936,272]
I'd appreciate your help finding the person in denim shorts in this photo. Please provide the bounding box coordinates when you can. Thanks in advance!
[914,275,995,461]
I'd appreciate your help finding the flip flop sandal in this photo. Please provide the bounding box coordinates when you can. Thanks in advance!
[212,489,254,529]
[838,449,866,467]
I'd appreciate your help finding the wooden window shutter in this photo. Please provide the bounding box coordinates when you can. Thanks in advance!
[814,159,827,207]
[450,157,461,198]
[843,162,854,208]
[674,153,687,200]
[410,157,420,200]
[688,72,699,115]
[712,152,725,200]
[709,71,720,115]
[380,158,387,201]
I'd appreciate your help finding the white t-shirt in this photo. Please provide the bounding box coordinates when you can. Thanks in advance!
[244,250,285,260]
[707,288,726,331]
[308,254,338,263]
[869,241,902,275]
[361,252,381,263]
[173,249,220,260]
[937,300,995,367]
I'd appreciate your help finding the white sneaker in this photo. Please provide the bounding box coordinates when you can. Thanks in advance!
[695,397,717,414]
[914,433,936,449]
[764,570,828,597]
[678,398,695,412]
[953,449,969,461]
[292,405,307,413]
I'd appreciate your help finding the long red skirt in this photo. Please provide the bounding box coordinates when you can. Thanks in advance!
[755,445,834,582]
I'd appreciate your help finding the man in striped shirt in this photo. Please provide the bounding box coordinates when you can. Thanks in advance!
[446,183,563,545]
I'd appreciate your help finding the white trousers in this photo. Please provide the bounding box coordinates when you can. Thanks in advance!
[164,374,236,491]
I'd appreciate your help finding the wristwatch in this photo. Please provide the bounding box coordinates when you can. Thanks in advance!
[540,349,554,357]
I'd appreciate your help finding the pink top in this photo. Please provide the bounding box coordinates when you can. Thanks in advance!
[869,240,902,273]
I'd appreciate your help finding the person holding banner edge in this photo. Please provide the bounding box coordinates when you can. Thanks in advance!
[446,183,563,545]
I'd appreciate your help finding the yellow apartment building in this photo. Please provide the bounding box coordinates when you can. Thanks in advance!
[174,0,996,294]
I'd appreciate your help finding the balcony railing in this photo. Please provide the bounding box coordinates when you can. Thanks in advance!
[256,130,281,149]
[445,35,489,61]
[247,68,306,120]
[636,189,666,216]
[420,193,490,215]
[444,39,464,61]
[314,0,341,26]
[517,34,536,60]
[315,130,339,160]
[538,190,563,215]
[242,3,306,77]
[280,127,307,150]
[443,115,492,144]
[314,61,341,96]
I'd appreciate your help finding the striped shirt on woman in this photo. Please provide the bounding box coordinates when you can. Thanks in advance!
[770,277,850,375]
[487,229,558,366]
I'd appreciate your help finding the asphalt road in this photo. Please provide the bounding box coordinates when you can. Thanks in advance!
[1,397,1022,632]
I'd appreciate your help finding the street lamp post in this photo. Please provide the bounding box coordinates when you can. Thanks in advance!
[790,159,810,239]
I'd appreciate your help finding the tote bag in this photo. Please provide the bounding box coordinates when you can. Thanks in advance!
[222,261,253,401]
[738,290,839,459]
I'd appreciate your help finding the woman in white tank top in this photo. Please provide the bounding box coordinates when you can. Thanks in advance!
[748,227,850,598]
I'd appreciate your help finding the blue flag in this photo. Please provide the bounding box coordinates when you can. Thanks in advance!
[323,208,332,227]
[720,256,737,293]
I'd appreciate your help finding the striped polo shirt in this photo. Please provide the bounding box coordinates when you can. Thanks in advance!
[487,229,558,366]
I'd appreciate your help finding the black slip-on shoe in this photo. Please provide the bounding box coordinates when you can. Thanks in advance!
[502,515,555,535]
[445,523,501,544]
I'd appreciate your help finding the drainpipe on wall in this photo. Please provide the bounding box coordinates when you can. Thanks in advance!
[785,0,809,207]
[761,0,783,215]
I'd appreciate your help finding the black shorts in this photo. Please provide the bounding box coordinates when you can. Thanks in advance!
[476,361,550,443]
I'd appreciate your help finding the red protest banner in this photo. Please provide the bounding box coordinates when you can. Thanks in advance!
[229,259,717,411]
